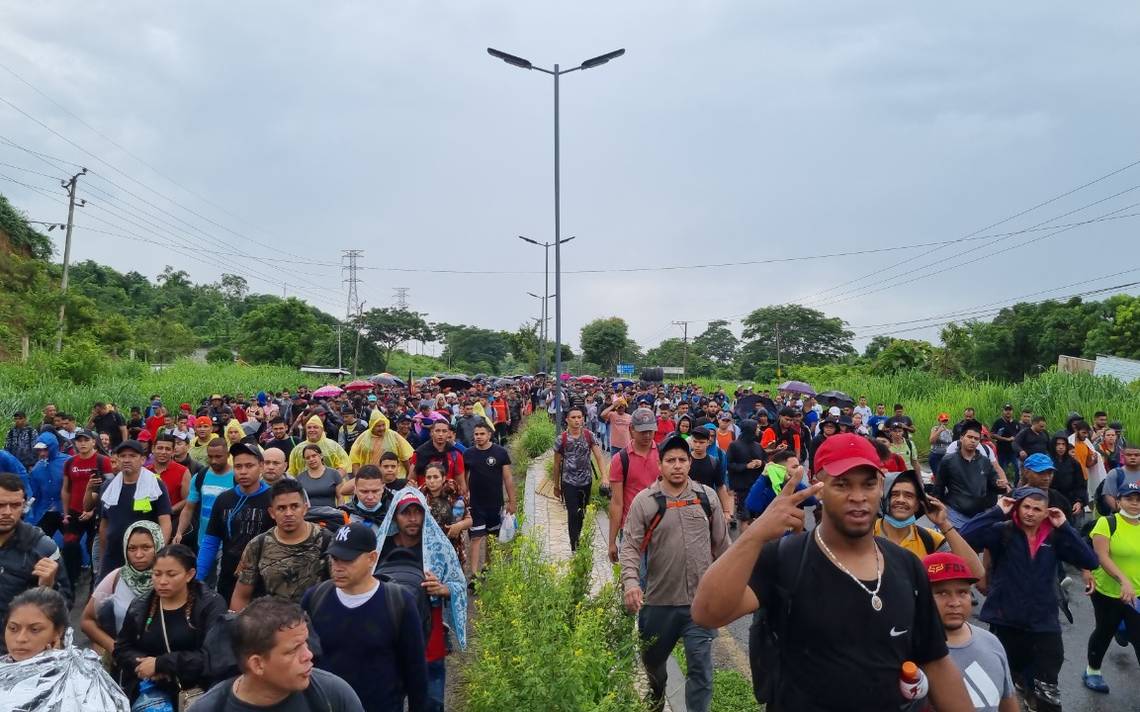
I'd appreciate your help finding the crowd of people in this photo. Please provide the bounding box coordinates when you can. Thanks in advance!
[0,378,527,711]
[1,376,1137,711]
[545,381,1137,712]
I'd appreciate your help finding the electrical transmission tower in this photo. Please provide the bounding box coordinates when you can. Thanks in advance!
[393,287,410,309]
[340,250,364,372]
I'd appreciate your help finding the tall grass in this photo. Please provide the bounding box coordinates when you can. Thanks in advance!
[683,369,1140,456]
[510,413,556,474]
[0,359,324,431]
[466,510,642,711]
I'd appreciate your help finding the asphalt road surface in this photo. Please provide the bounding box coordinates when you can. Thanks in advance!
[722,515,1139,712]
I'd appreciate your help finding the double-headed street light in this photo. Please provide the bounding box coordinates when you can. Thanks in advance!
[490,47,625,432]
[526,290,557,372]
[519,233,573,372]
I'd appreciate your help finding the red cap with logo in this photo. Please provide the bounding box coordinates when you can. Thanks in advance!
[923,552,978,584]
[811,433,882,476]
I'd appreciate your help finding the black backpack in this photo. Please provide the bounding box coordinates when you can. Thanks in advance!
[748,532,813,705]
[375,547,434,642]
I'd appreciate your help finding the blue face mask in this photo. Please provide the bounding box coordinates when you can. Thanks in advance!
[884,514,917,529]
[358,498,384,513]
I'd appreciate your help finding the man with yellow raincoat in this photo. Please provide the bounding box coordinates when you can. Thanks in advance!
[349,410,415,477]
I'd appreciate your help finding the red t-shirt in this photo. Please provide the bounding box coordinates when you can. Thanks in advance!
[883,454,908,473]
[153,460,189,507]
[425,605,447,662]
[653,418,676,445]
[609,446,661,525]
[63,454,113,512]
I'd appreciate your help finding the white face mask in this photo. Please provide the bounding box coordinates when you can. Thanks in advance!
[1119,509,1140,521]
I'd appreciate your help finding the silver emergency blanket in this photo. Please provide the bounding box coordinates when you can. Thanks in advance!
[0,638,130,712]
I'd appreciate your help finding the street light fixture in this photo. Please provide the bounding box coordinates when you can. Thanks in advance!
[518,235,572,374]
[526,290,557,372]
[492,47,624,433]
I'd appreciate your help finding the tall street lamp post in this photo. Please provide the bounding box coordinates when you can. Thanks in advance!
[490,47,625,432]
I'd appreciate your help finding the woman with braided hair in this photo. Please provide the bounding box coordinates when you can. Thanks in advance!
[113,543,226,703]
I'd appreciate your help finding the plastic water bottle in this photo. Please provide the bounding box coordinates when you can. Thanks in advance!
[898,661,929,701]
[452,496,465,522]
[132,680,174,712]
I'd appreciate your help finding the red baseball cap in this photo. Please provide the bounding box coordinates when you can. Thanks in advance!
[923,552,978,584]
[811,433,882,476]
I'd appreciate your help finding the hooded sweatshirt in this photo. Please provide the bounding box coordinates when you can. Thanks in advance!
[960,487,1098,633]
[29,432,68,524]
[727,420,765,492]
[1049,433,1088,509]
[348,410,415,476]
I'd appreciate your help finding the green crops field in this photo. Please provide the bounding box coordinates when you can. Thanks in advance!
[682,369,1140,456]
[0,359,326,431]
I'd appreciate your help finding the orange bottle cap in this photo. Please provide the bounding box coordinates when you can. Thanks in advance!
[901,661,919,681]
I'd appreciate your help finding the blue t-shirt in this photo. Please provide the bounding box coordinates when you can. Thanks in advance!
[868,415,890,437]
[188,469,234,544]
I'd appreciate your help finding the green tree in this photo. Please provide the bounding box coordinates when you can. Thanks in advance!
[580,317,632,373]
[870,339,933,374]
[439,325,510,372]
[236,298,327,366]
[862,335,895,361]
[739,304,854,376]
[1084,294,1140,360]
[692,320,739,365]
[360,308,435,372]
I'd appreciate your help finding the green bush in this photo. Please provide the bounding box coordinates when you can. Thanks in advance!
[206,346,234,364]
[466,511,642,711]
[510,413,555,473]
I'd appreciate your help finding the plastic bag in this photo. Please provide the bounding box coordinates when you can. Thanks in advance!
[498,510,517,543]
[0,634,130,712]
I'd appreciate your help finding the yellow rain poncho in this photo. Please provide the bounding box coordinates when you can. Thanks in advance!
[288,415,351,475]
[224,419,246,445]
[349,410,415,476]
[472,402,495,430]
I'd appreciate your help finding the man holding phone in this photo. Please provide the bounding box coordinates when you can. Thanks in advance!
[60,429,112,586]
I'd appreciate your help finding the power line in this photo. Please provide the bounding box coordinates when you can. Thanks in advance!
[798,157,1140,306]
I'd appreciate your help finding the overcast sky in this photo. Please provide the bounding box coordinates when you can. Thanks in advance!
[2,2,1139,358]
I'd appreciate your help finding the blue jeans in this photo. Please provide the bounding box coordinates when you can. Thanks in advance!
[638,605,716,712]
[426,659,445,711]
[928,453,944,485]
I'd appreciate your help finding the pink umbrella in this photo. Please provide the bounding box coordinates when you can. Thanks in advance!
[313,385,344,398]
[577,374,598,384]
[560,372,572,381]
[344,379,374,392]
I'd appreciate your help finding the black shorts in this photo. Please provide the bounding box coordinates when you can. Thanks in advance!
[469,506,503,538]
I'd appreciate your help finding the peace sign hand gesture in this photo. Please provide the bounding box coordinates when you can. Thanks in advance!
[750,467,823,542]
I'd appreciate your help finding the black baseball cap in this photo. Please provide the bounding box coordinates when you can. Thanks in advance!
[229,442,264,462]
[659,434,690,457]
[115,440,146,455]
[327,522,378,560]
[74,429,97,440]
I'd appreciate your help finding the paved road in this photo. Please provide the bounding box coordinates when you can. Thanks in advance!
[720,517,1139,712]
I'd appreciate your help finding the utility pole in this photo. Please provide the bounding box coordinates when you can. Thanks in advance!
[775,322,782,379]
[672,320,690,378]
[55,168,87,352]
[341,250,363,373]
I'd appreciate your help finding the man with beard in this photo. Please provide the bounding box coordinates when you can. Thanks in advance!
[692,433,972,711]
[923,553,1019,712]
[0,472,69,623]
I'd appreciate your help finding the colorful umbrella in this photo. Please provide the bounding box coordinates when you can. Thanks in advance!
[777,380,816,396]
[313,385,344,398]
[344,379,374,392]
[576,375,599,384]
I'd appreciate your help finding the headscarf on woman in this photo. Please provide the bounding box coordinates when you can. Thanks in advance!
[119,520,165,596]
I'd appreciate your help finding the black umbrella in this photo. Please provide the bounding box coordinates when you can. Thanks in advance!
[369,373,406,387]
[473,373,489,382]
[817,390,855,406]
[438,375,474,391]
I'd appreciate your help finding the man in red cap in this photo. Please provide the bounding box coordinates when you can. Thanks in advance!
[692,433,972,711]
[923,552,1018,712]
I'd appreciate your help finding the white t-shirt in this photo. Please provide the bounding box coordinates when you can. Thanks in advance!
[335,581,380,609]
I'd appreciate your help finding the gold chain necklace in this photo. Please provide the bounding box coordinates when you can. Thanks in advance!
[815,527,884,612]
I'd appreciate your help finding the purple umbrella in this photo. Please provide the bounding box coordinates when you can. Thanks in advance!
[777,380,816,396]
